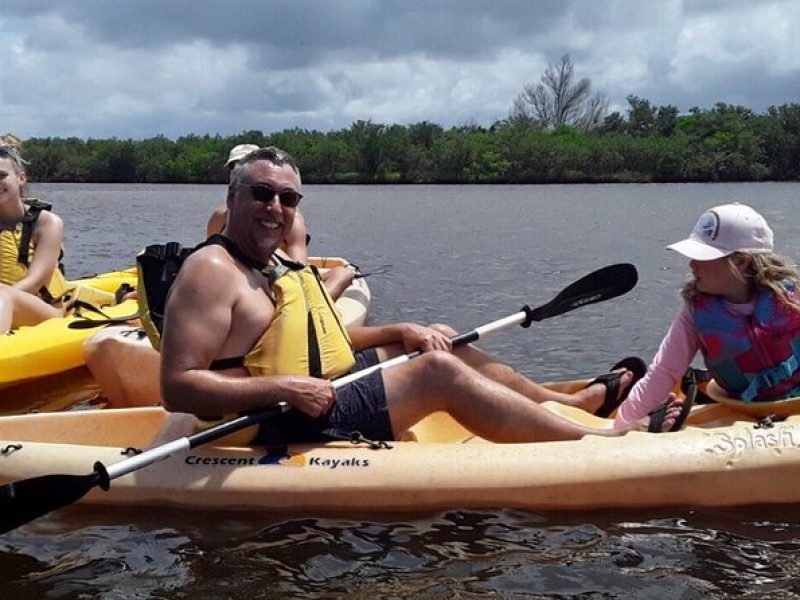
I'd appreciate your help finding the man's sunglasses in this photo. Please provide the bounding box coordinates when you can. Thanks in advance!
[238,184,302,208]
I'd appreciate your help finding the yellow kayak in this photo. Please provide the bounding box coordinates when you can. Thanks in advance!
[0,401,796,515]
[0,269,138,389]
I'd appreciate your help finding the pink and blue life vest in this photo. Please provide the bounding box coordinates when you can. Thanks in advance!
[692,285,800,402]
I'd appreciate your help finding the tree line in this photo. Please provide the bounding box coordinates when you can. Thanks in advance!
[17,53,800,185]
[19,100,799,185]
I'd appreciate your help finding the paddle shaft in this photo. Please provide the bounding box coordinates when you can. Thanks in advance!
[101,404,287,482]
[335,262,637,387]
[332,308,534,387]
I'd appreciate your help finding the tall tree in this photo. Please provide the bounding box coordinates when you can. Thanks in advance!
[626,95,656,135]
[510,54,609,132]
[763,103,800,180]
[625,95,678,136]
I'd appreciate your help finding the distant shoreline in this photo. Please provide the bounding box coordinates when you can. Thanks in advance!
[17,103,800,185]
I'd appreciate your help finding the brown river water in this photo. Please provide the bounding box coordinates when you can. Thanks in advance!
[2,182,800,598]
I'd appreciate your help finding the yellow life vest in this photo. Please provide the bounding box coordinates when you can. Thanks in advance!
[0,199,68,302]
[199,264,356,446]
[137,234,356,380]
[242,262,356,378]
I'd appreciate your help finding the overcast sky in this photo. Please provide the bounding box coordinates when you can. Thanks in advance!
[2,0,798,140]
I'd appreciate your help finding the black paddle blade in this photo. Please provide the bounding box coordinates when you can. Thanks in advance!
[0,472,100,534]
[531,263,638,321]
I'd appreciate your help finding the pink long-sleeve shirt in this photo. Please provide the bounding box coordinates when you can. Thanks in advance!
[613,299,756,428]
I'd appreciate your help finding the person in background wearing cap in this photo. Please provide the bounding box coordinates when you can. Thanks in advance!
[206,144,356,300]
[614,203,800,431]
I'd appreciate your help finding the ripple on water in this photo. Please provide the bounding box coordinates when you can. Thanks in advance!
[5,503,800,598]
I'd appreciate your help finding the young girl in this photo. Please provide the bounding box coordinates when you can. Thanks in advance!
[615,202,800,430]
[0,142,66,332]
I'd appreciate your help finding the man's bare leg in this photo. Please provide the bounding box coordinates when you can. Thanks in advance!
[427,323,630,414]
[380,350,674,442]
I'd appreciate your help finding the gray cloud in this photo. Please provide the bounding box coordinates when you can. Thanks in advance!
[1,0,797,139]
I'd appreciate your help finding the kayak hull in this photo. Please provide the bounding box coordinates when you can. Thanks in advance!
[0,268,138,389]
[1,404,798,513]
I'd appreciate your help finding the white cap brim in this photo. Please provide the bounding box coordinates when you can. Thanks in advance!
[666,237,732,261]
[225,154,248,167]
[225,145,260,166]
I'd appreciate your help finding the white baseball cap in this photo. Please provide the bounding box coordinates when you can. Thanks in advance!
[667,203,774,261]
[225,144,259,167]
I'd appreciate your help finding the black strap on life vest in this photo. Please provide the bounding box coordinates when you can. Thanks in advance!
[682,367,714,405]
[205,234,305,270]
[205,234,305,275]
[205,234,268,271]
[137,240,197,339]
[17,199,51,267]
[15,199,66,303]
[39,285,55,305]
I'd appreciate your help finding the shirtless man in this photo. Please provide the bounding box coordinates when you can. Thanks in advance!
[161,147,680,443]
[206,144,355,300]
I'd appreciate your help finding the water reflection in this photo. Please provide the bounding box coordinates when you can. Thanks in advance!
[2,517,193,598]
[6,506,800,598]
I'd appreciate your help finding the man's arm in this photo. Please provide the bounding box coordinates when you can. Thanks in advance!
[160,248,334,418]
[281,210,309,263]
[15,211,63,294]
[347,323,452,354]
[205,205,227,238]
[321,267,356,300]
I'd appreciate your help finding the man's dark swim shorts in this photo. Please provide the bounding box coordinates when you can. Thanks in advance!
[253,348,393,444]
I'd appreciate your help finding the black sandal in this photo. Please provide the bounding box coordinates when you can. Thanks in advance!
[590,356,647,418]
[648,384,696,432]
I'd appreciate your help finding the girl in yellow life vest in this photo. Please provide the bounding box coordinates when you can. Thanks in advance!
[0,142,66,332]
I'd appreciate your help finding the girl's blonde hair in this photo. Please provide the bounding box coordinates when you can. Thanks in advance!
[681,252,800,313]
[1,133,22,150]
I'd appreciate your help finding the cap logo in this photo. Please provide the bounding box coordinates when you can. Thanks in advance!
[696,210,720,241]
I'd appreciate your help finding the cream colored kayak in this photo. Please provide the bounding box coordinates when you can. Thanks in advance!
[83,257,371,407]
[704,379,800,417]
[0,402,798,513]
